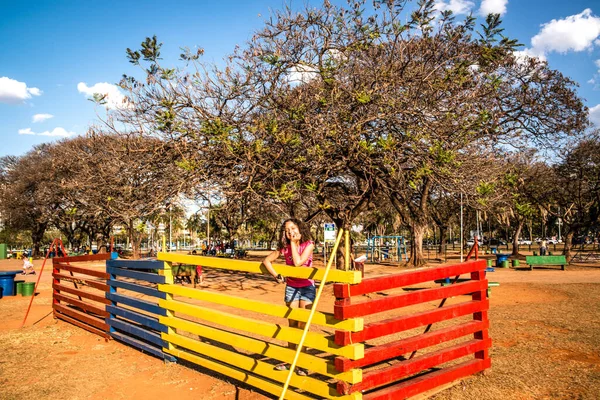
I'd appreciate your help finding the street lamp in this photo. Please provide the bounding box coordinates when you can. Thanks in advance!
[158,223,165,252]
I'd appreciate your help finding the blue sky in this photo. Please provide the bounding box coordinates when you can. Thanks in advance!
[1,0,600,158]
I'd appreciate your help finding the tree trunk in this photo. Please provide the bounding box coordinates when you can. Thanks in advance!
[564,230,575,261]
[409,222,427,267]
[438,225,447,255]
[511,219,524,256]
[30,223,46,258]
[127,220,141,259]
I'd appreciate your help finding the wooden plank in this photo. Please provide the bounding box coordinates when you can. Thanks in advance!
[107,317,164,347]
[53,303,109,331]
[158,252,361,284]
[107,266,166,284]
[111,331,175,362]
[334,280,486,319]
[334,260,486,298]
[335,300,489,345]
[362,358,490,400]
[163,332,361,399]
[52,273,109,292]
[106,292,166,316]
[164,346,317,400]
[338,338,491,394]
[54,293,109,317]
[159,284,362,332]
[109,279,167,299]
[107,305,167,333]
[335,320,488,371]
[160,315,361,384]
[107,259,167,270]
[52,253,112,263]
[54,312,111,339]
[52,263,110,279]
[52,283,111,305]
[159,298,364,360]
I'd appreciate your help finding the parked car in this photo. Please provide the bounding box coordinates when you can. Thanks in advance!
[518,239,532,245]
[466,239,483,246]
[487,238,506,246]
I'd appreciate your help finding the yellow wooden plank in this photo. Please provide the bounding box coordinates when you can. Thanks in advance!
[163,346,315,400]
[158,261,173,284]
[160,315,361,384]
[159,299,364,360]
[163,332,361,400]
[157,252,361,284]
[158,283,363,332]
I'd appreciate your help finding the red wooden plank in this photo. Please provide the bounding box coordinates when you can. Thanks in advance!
[335,320,489,371]
[54,293,109,317]
[53,303,109,331]
[54,312,111,339]
[52,283,111,305]
[362,357,491,400]
[52,253,111,263]
[334,260,486,298]
[338,338,491,394]
[52,273,109,292]
[335,300,489,345]
[53,263,110,279]
[334,280,486,319]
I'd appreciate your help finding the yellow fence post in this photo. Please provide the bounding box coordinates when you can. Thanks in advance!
[279,228,345,400]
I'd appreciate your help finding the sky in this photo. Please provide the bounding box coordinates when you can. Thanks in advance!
[1,0,600,158]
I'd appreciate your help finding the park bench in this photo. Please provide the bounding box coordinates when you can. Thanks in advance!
[525,255,567,271]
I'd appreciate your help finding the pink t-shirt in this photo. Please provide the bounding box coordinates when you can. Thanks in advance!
[281,241,314,288]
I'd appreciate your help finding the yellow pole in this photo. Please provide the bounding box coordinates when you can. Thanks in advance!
[279,228,345,400]
[345,230,350,271]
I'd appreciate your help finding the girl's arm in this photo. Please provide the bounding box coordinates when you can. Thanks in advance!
[262,249,283,282]
[290,241,314,267]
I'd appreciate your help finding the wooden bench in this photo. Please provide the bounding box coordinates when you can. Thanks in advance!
[525,255,567,271]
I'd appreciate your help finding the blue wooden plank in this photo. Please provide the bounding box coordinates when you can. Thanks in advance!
[110,331,176,362]
[107,317,164,347]
[107,266,166,284]
[107,279,167,299]
[106,305,168,333]
[106,292,167,316]
[107,259,166,270]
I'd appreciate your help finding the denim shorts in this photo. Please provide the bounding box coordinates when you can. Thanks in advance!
[285,285,316,304]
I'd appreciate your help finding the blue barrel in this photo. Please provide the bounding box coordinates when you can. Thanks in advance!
[0,271,21,297]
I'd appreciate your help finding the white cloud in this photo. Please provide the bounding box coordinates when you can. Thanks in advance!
[18,128,34,135]
[32,113,54,123]
[38,127,76,137]
[17,127,76,137]
[479,0,508,16]
[434,0,474,15]
[531,9,600,55]
[0,77,42,104]
[77,82,128,109]
[590,104,600,126]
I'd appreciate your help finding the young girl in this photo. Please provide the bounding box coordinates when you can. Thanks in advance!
[262,218,315,376]
[22,257,35,275]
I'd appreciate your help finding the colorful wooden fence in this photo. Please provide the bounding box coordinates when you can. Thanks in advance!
[51,252,491,399]
[105,259,176,362]
[52,253,112,339]
[333,259,491,399]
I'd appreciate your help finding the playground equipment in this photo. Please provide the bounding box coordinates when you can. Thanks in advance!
[365,235,408,263]
[45,239,491,399]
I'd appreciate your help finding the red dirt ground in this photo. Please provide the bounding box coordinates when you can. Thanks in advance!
[1,251,599,399]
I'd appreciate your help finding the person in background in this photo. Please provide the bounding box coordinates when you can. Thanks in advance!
[22,257,35,275]
[540,239,548,256]
[262,218,315,376]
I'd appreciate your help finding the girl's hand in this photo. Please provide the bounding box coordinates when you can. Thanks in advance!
[291,232,301,242]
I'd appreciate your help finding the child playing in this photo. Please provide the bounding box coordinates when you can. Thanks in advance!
[262,218,315,376]
[22,257,35,275]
